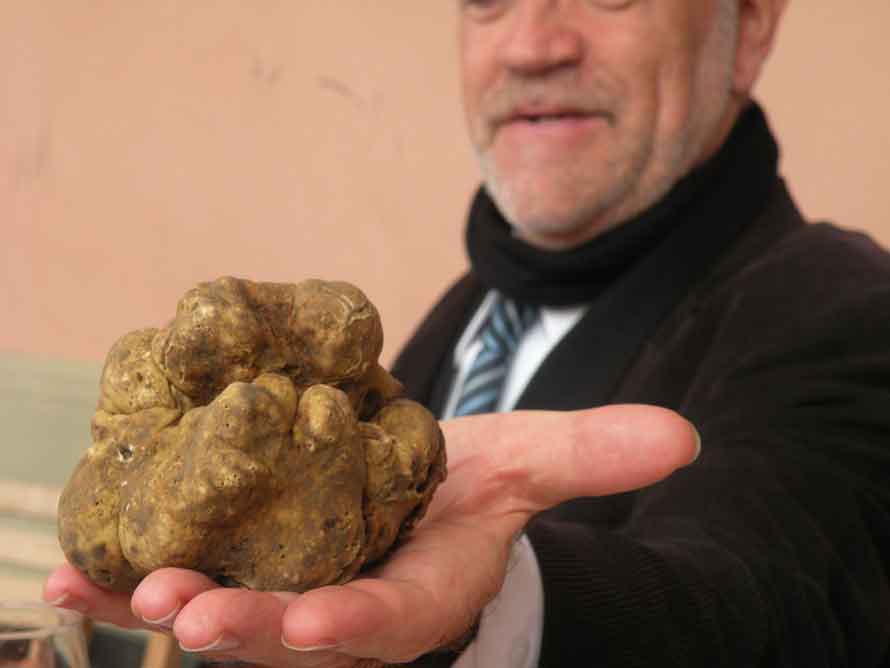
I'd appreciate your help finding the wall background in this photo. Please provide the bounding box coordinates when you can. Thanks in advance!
[3,1,889,367]
[2,3,471,367]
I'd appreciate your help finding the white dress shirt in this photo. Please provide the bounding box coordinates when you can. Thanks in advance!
[443,291,587,668]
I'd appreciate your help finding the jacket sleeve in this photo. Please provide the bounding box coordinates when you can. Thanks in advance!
[527,261,890,667]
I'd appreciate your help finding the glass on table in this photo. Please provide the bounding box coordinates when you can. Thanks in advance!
[0,602,89,668]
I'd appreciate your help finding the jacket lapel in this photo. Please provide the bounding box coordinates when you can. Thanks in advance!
[389,275,486,416]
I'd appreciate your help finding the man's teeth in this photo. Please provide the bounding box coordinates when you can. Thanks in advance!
[526,113,576,123]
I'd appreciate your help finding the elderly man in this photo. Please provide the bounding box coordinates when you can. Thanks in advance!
[46,1,890,666]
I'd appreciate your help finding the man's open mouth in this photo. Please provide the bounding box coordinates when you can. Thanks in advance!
[516,111,588,124]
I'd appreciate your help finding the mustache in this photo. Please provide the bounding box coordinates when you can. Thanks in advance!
[480,75,618,126]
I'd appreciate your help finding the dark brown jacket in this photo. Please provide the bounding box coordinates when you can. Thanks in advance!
[392,182,890,667]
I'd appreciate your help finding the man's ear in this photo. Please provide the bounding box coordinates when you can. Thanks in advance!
[732,0,789,95]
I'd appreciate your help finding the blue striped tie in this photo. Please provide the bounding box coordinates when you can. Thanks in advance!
[453,295,539,417]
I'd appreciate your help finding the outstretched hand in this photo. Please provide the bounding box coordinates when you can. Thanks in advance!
[45,405,699,667]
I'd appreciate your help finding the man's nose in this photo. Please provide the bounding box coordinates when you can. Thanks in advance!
[498,0,585,76]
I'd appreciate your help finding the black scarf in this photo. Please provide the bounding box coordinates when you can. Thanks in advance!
[465,103,780,306]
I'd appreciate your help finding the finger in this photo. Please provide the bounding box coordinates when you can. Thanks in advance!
[281,523,498,665]
[171,586,303,666]
[130,568,221,629]
[441,404,700,513]
[43,562,141,629]
[282,580,441,664]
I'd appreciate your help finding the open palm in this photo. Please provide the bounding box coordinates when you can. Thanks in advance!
[45,405,698,667]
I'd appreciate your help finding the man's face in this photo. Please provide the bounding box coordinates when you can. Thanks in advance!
[459,0,741,249]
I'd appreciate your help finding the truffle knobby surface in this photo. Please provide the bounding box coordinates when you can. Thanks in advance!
[58,277,446,593]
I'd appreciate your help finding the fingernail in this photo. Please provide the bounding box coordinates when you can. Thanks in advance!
[691,426,702,462]
[179,633,241,653]
[141,605,180,630]
[281,635,341,652]
[49,593,89,614]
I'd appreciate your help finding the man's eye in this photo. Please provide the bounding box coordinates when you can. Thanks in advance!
[460,0,634,21]
[461,0,507,20]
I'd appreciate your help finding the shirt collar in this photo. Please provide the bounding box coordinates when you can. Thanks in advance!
[453,292,587,364]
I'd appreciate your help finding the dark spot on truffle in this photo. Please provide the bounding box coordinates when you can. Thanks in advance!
[214,574,243,588]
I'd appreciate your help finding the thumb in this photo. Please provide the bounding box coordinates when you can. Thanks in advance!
[440,404,700,514]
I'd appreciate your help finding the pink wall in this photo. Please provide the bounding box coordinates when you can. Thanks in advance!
[3,2,889,365]
[755,2,890,246]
